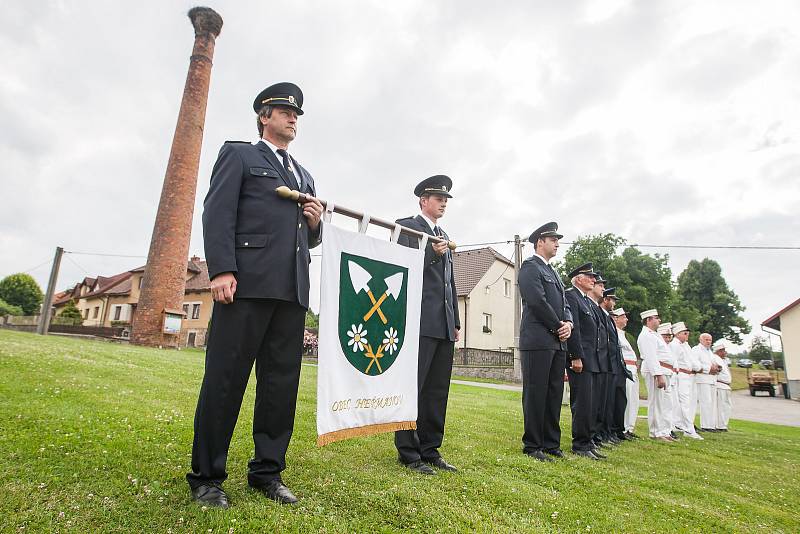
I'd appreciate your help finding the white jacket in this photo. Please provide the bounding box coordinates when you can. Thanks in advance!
[715,355,731,390]
[637,327,672,376]
[618,328,638,371]
[670,338,693,372]
[693,344,716,385]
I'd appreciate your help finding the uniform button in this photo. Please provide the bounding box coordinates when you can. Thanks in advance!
[297,203,301,207]
[244,242,249,246]
[298,223,302,228]
[297,246,300,252]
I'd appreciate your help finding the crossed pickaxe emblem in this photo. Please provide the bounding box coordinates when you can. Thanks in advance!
[348,261,404,324]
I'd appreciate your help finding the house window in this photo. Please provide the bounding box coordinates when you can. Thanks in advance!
[93,306,99,318]
[192,303,201,320]
[113,306,121,321]
[482,313,492,333]
[183,304,190,317]
[84,308,89,319]
[503,278,511,297]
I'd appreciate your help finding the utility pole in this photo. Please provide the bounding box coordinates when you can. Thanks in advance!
[37,246,64,335]
[512,235,523,381]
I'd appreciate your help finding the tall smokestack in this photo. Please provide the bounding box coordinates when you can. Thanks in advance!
[131,7,222,347]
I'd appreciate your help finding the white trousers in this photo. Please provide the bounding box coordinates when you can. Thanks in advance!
[697,382,717,429]
[645,373,672,438]
[716,388,732,429]
[624,367,639,432]
[670,377,681,429]
[675,373,697,433]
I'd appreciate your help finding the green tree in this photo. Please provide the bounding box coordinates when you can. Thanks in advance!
[555,234,678,338]
[0,273,44,315]
[676,258,751,344]
[57,300,83,325]
[0,298,24,316]
[305,310,319,329]
[748,336,772,362]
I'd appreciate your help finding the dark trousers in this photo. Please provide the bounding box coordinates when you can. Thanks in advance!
[610,373,627,436]
[395,336,454,464]
[521,349,566,453]
[567,369,595,451]
[592,372,608,442]
[186,298,305,490]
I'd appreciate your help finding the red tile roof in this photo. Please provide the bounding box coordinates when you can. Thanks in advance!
[452,247,513,297]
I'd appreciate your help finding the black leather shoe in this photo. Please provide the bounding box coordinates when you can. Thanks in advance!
[590,448,608,459]
[191,483,229,509]
[403,460,436,475]
[670,431,682,440]
[526,450,554,462]
[544,449,565,458]
[572,449,601,460]
[606,436,621,445]
[252,479,298,504]
[425,457,458,472]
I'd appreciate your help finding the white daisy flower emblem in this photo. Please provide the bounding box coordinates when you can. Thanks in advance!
[347,324,368,353]
[382,327,399,354]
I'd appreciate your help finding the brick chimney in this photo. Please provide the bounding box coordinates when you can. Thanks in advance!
[131,7,222,347]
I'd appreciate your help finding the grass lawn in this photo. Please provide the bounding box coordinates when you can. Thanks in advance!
[1,330,798,533]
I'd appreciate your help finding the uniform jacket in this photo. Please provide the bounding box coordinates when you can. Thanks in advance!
[396,215,459,341]
[692,344,715,384]
[591,301,610,373]
[202,140,321,308]
[617,328,639,373]
[603,309,633,380]
[565,287,600,372]
[636,327,672,376]
[518,255,573,351]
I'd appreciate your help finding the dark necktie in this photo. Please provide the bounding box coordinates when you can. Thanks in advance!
[433,225,442,237]
[276,148,301,190]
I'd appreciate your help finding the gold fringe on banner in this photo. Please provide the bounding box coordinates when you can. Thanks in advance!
[317,421,416,447]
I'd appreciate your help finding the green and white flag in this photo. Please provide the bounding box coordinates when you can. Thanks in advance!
[317,224,424,446]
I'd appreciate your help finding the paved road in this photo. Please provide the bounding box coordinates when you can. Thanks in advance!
[450,379,800,427]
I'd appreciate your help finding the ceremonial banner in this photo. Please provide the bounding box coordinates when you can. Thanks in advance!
[317,224,424,446]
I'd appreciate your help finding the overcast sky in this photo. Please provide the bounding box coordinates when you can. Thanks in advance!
[2,0,798,349]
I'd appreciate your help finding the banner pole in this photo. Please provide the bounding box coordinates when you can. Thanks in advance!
[275,186,456,250]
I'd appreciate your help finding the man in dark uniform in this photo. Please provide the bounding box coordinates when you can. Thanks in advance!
[518,222,573,461]
[394,175,460,475]
[564,263,602,459]
[599,288,633,441]
[187,82,323,507]
[588,273,613,448]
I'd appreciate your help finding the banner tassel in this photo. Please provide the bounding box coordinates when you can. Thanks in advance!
[317,421,416,447]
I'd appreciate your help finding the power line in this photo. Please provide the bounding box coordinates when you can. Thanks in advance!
[21,258,56,274]
[458,240,799,251]
[65,251,148,258]
[64,254,90,274]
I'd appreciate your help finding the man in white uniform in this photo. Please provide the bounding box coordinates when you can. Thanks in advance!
[656,323,680,439]
[612,308,640,439]
[637,309,674,442]
[670,322,703,440]
[712,340,732,432]
[693,333,720,432]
